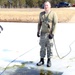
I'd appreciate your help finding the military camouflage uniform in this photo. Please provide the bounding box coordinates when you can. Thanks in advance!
[38,11,58,58]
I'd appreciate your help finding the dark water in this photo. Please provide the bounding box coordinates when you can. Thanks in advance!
[0,61,63,75]
[1,67,63,75]
[12,67,63,75]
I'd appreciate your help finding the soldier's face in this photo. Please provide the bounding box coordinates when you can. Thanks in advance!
[44,2,50,11]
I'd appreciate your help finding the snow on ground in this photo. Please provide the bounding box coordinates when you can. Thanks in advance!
[0,22,75,75]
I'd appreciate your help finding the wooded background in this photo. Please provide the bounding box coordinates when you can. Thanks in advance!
[0,0,74,8]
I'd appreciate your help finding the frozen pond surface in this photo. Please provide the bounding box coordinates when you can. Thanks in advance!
[0,22,75,75]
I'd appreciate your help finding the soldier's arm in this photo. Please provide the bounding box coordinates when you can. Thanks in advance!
[51,12,58,34]
[37,14,42,33]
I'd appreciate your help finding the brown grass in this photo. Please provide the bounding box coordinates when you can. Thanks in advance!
[0,8,75,23]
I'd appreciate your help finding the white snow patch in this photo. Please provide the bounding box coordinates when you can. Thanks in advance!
[0,22,75,75]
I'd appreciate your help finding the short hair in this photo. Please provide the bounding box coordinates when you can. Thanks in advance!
[44,1,51,8]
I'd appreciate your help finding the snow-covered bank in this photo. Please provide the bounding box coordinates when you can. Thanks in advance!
[0,22,75,75]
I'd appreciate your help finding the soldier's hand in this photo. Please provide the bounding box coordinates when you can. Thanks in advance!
[48,34,54,39]
[37,32,40,37]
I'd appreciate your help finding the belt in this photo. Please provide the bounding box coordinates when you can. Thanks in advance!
[41,32,49,35]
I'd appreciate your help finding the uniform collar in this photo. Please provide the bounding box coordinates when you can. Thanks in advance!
[45,10,51,14]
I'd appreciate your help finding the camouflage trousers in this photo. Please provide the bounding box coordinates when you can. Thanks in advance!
[39,32,53,58]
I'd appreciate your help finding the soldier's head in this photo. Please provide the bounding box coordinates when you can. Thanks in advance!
[44,1,51,12]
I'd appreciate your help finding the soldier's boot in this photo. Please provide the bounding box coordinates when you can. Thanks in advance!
[47,58,51,67]
[36,58,44,66]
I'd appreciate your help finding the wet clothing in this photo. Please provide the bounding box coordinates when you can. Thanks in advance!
[38,11,58,34]
[37,10,58,58]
